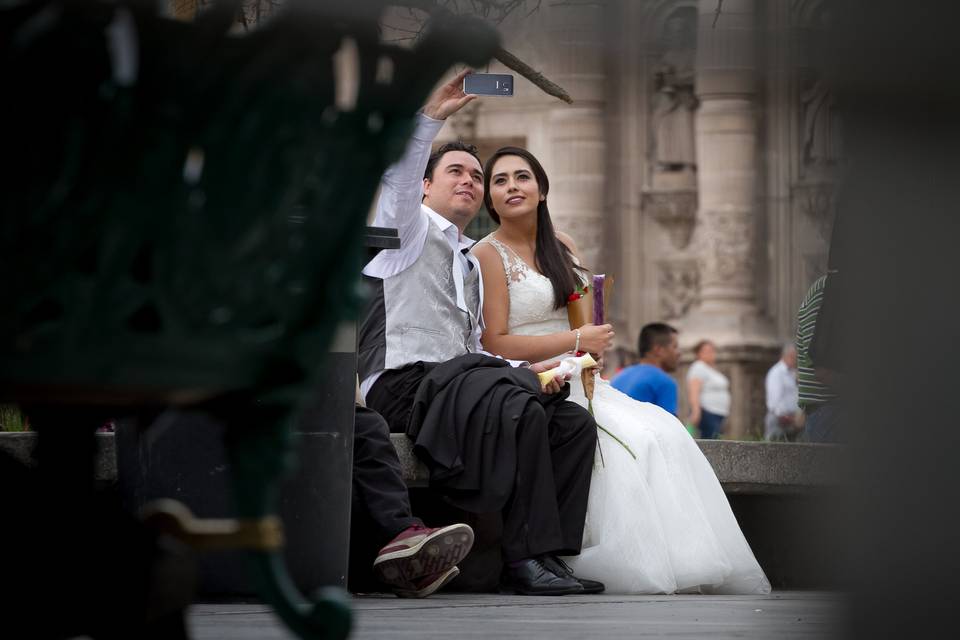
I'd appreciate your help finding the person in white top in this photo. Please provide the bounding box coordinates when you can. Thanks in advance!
[764,344,803,442]
[472,145,770,595]
[686,340,731,439]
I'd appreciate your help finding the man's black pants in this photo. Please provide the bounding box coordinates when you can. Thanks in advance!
[349,405,421,590]
[366,365,595,563]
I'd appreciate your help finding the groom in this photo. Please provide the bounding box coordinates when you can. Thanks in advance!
[358,71,602,596]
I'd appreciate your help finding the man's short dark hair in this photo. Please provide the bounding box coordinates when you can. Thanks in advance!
[638,322,677,357]
[424,141,481,182]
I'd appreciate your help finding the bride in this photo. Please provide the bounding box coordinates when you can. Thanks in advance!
[471,146,771,595]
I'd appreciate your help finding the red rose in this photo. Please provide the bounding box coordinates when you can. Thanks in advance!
[568,292,581,302]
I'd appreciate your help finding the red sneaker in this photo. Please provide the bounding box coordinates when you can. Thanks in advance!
[373,523,473,591]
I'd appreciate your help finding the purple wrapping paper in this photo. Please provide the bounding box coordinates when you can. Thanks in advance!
[593,274,605,325]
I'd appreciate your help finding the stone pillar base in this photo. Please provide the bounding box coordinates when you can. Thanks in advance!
[674,307,778,352]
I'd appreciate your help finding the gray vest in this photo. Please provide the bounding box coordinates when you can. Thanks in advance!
[359,222,480,381]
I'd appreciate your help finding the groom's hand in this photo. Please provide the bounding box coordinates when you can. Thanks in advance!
[422,69,478,120]
[530,360,568,395]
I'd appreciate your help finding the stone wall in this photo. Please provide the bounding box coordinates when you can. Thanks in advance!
[437,0,833,437]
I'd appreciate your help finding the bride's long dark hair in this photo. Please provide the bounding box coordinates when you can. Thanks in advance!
[483,147,587,310]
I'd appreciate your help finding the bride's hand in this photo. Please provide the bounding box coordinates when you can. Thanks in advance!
[578,324,615,354]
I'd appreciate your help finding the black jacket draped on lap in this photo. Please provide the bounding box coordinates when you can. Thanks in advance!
[406,353,572,513]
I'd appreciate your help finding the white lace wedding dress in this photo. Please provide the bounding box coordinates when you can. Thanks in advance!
[479,236,771,594]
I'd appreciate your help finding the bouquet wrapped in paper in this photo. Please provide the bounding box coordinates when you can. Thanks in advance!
[537,352,598,387]
[566,274,614,400]
[566,284,591,331]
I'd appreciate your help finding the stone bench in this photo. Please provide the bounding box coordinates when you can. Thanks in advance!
[392,433,843,495]
[0,432,842,495]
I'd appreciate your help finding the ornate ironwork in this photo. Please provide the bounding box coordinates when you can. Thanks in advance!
[0,1,498,638]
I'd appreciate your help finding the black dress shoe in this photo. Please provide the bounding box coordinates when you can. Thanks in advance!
[542,555,606,594]
[501,557,584,595]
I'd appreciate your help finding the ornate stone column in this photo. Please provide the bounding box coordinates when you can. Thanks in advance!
[676,0,777,438]
[541,1,608,272]
[690,0,763,333]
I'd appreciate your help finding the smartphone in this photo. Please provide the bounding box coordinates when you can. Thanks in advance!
[463,73,514,97]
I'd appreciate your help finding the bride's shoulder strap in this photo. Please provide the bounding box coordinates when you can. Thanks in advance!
[476,235,506,264]
[477,235,525,285]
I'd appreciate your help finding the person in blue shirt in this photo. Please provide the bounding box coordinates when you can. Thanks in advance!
[611,323,681,415]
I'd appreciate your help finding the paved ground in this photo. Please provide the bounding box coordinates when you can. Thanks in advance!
[189,590,841,639]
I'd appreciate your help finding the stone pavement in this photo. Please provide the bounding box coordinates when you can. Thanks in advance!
[188,591,841,639]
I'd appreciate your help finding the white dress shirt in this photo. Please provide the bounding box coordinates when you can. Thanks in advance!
[765,359,800,418]
[360,113,495,398]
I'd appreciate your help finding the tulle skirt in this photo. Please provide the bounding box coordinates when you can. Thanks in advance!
[560,377,772,595]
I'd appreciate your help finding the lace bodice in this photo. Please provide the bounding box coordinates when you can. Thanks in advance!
[477,235,571,338]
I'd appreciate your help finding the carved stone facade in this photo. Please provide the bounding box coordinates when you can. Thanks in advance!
[650,6,698,173]
[643,188,697,249]
[432,0,833,438]
[792,181,837,242]
[696,205,759,303]
[448,101,480,143]
[657,260,700,319]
